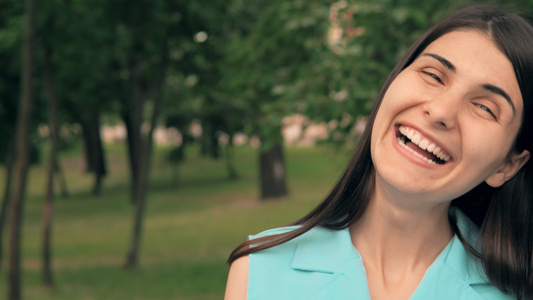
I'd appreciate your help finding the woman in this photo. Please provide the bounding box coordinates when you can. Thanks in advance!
[226,4,533,299]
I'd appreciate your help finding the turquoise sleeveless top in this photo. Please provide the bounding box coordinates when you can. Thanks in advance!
[247,208,515,299]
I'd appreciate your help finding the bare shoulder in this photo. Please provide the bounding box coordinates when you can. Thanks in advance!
[224,255,250,300]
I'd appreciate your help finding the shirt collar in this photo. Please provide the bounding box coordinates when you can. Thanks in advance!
[290,207,489,284]
[291,226,360,273]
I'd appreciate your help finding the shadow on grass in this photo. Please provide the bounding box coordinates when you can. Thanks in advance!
[60,174,246,203]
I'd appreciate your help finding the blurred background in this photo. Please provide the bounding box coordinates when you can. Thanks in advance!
[0,0,530,299]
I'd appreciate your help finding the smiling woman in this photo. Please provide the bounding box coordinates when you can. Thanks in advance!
[372,30,527,201]
[225,4,533,300]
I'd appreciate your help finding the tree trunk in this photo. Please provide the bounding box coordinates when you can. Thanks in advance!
[224,139,238,180]
[123,63,143,205]
[0,142,15,271]
[124,43,168,269]
[200,119,220,159]
[260,142,288,199]
[81,120,94,174]
[42,46,58,287]
[123,138,148,268]
[42,177,54,287]
[123,78,148,266]
[8,0,37,298]
[90,109,106,196]
[81,113,107,196]
[121,112,139,202]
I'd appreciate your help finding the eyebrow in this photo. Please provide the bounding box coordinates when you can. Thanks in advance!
[422,53,456,72]
[422,52,517,116]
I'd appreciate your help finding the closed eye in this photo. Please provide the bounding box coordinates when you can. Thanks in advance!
[421,71,443,84]
[475,103,497,119]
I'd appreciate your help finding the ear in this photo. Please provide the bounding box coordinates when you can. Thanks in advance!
[485,150,530,188]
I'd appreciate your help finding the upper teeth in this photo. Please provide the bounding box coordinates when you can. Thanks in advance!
[398,125,451,162]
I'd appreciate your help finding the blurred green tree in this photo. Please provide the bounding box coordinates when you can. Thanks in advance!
[103,0,174,269]
[222,0,337,199]
[43,0,114,196]
[7,0,38,298]
[0,0,24,273]
[162,0,247,180]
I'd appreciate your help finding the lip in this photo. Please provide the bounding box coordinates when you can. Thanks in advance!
[392,123,453,168]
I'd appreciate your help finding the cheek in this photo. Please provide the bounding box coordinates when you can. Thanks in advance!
[379,76,424,115]
[463,129,513,171]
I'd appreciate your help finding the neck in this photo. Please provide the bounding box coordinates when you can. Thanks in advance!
[350,178,453,276]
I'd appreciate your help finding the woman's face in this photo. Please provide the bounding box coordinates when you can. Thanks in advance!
[370,30,528,203]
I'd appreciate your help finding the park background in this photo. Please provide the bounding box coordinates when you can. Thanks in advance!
[0,0,531,299]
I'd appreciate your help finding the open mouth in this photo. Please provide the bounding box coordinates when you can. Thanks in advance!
[395,125,451,165]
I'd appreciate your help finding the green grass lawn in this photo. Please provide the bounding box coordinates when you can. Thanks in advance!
[0,144,353,300]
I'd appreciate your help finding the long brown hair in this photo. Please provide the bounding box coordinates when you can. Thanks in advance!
[229,4,533,298]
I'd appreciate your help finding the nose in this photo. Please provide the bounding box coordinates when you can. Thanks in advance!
[422,94,459,130]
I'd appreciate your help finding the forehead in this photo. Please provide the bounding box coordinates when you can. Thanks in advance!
[422,30,507,73]
[419,30,523,113]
